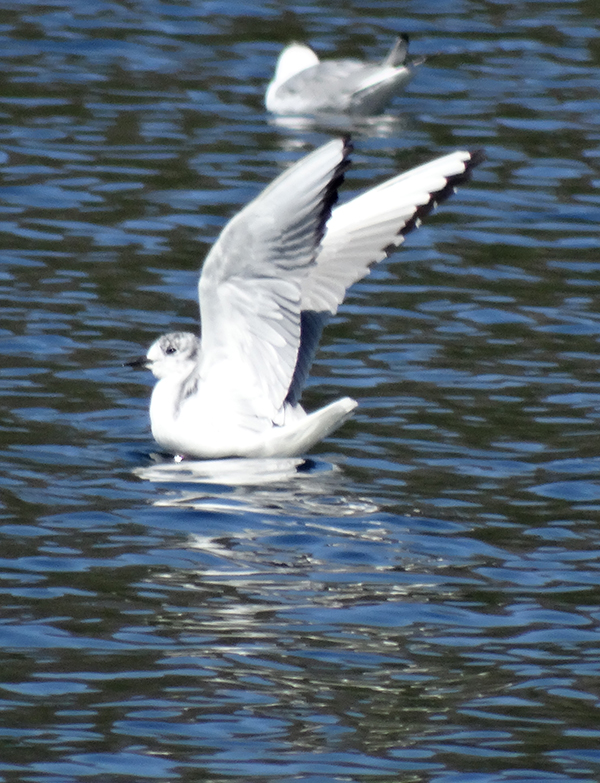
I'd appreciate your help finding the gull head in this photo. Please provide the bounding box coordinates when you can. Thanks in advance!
[273,42,319,83]
[144,331,200,380]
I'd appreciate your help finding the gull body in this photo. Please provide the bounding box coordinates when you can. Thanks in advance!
[265,35,423,116]
[136,139,482,459]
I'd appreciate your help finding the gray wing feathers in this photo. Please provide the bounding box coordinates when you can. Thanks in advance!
[284,150,481,407]
[301,150,481,315]
[198,138,351,418]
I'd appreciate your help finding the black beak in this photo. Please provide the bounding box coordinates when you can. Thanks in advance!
[124,357,149,369]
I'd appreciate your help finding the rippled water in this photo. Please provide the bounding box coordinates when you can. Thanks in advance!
[2,1,600,781]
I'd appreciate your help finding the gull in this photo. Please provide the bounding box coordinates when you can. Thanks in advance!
[130,139,482,460]
[265,35,424,116]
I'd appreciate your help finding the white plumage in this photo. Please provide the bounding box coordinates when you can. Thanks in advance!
[266,36,424,116]
[133,139,483,459]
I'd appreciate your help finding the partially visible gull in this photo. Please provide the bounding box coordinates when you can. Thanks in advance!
[265,35,424,116]
[130,139,483,460]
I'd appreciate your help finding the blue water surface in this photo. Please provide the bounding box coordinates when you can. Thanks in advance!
[1,1,600,781]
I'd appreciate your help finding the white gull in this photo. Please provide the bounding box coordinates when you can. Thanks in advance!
[131,139,483,459]
[265,35,424,116]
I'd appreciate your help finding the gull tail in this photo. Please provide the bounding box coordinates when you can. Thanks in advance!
[253,397,358,458]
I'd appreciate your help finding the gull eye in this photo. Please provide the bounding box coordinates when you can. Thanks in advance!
[165,346,177,355]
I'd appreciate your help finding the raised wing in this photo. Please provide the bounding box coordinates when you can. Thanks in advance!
[285,149,483,404]
[197,138,351,425]
[302,149,483,314]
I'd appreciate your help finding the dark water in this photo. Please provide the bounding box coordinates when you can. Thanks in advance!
[2,1,600,781]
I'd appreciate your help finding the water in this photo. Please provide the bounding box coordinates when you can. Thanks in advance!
[1,1,600,781]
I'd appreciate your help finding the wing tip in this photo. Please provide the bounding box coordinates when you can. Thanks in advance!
[384,34,410,67]
[399,148,485,240]
[466,148,486,173]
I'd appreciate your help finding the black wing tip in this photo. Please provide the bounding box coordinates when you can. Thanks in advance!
[468,148,486,170]
[439,147,485,193]
[444,147,485,194]
[382,34,410,67]
[400,148,485,240]
[315,136,353,246]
